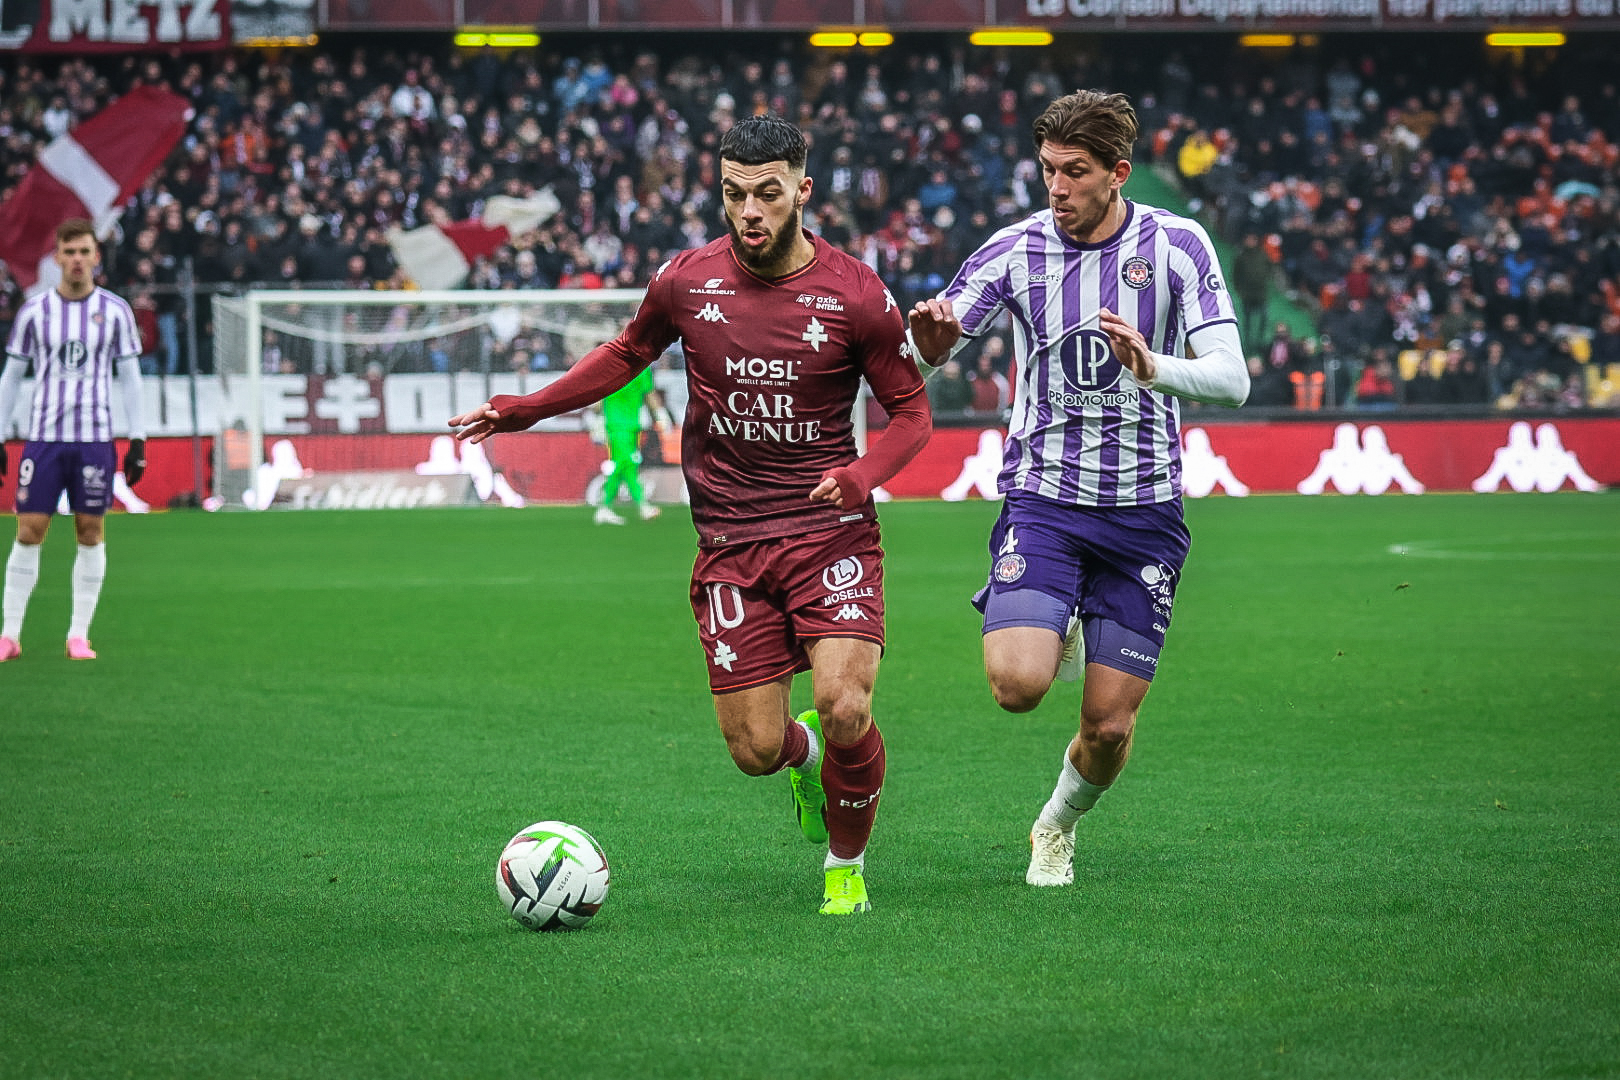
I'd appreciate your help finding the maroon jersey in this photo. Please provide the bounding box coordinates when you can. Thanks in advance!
[609,232,924,547]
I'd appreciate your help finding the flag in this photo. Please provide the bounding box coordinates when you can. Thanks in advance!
[387,191,562,291]
[0,86,192,295]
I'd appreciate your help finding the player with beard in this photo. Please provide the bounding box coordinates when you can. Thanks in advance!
[908,90,1249,887]
[450,115,931,915]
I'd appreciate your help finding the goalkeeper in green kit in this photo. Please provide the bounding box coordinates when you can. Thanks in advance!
[593,366,670,525]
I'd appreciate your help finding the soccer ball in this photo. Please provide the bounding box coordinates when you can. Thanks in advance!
[496,820,611,931]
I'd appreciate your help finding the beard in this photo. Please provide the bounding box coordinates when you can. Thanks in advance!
[727,204,803,274]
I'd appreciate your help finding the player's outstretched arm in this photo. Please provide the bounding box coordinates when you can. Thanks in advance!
[449,340,646,444]
[908,299,961,370]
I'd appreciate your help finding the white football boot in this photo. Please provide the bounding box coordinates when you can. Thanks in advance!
[1026,821,1075,886]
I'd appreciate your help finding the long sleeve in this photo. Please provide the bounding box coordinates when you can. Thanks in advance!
[0,356,25,437]
[117,357,148,439]
[1142,320,1249,407]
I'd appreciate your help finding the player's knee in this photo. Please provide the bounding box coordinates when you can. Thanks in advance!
[987,668,1049,713]
[721,730,778,776]
[813,688,872,744]
[1080,707,1136,753]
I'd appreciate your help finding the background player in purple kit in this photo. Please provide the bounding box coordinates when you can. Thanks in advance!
[909,91,1250,888]
[450,115,931,915]
[0,219,147,663]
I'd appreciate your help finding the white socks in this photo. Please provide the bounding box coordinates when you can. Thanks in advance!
[1039,753,1111,833]
[3,540,41,640]
[800,717,822,774]
[825,850,864,871]
[69,543,106,640]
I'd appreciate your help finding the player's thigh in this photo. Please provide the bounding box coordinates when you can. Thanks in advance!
[786,522,886,647]
[64,443,116,515]
[1075,502,1190,676]
[689,548,804,696]
[1078,660,1152,730]
[983,622,1065,693]
[976,501,1080,686]
[13,442,71,517]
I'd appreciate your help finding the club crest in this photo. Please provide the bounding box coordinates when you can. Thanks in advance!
[1121,256,1154,290]
[994,552,1026,583]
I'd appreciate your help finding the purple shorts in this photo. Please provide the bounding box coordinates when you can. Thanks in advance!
[974,493,1191,680]
[14,441,117,515]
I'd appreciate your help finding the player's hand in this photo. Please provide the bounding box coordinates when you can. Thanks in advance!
[122,438,146,485]
[1099,308,1157,386]
[908,299,961,367]
[448,402,504,444]
[811,466,868,511]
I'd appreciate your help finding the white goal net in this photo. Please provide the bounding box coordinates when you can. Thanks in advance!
[210,288,678,508]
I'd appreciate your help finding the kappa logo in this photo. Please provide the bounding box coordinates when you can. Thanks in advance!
[832,604,867,621]
[802,317,830,352]
[822,557,863,591]
[696,303,728,323]
[1122,256,1154,290]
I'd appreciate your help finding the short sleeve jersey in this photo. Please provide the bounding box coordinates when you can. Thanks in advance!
[5,286,141,444]
[942,200,1237,506]
[608,232,922,547]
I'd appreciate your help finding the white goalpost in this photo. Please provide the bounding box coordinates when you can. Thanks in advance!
[209,286,872,510]
[210,288,657,507]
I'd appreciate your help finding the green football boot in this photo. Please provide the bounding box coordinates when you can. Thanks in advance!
[819,865,871,915]
[788,709,829,845]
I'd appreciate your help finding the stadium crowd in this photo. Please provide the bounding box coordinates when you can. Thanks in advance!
[0,35,1616,414]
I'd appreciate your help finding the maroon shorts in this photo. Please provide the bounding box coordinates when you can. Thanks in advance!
[689,521,886,694]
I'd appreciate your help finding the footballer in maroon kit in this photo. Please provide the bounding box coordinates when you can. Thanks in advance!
[450,115,931,915]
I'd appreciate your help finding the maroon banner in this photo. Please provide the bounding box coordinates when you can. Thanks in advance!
[882,417,1620,499]
[0,1,232,53]
[6,419,1611,516]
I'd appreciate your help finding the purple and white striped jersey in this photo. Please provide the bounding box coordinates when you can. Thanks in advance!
[4,286,140,443]
[943,200,1237,506]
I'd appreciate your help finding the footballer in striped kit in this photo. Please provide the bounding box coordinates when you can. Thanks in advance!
[909,90,1250,889]
[1,219,148,663]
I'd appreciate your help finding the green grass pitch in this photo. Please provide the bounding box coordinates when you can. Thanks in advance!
[2,493,1616,1079]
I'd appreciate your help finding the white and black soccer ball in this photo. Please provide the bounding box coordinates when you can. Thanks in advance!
[496,820,611,931]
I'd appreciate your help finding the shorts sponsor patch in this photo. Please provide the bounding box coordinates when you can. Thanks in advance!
[822,557,863,591]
